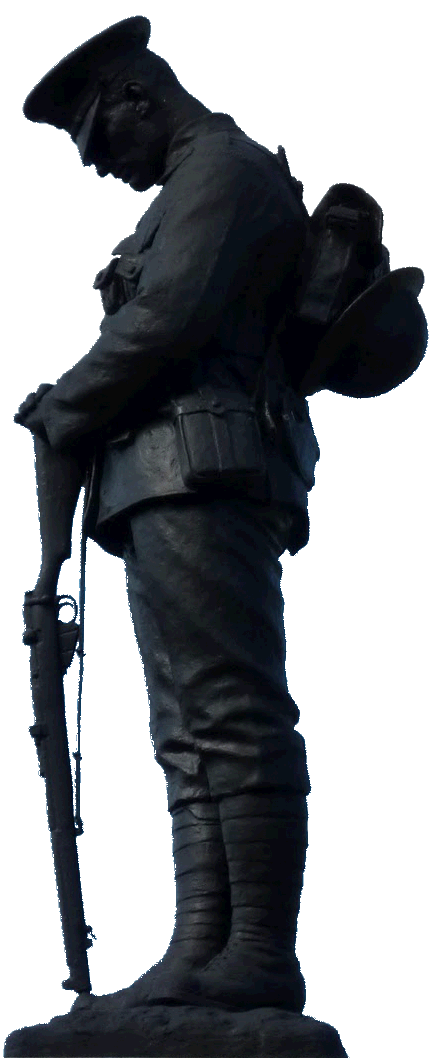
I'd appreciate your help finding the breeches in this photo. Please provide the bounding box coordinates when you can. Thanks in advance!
[123,497,310,812]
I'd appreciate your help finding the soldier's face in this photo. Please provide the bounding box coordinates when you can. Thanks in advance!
[86,87,169,191]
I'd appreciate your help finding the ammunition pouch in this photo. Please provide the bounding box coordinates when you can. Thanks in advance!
[171,390,266,490]
[280,390,320,490]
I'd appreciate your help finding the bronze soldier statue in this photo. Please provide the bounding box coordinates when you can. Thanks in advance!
[12,14,426,1053]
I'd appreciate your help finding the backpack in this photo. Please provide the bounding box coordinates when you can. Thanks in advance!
[275,148,426,398]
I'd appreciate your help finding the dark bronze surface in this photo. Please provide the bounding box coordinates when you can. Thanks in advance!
[9,12,427,1058]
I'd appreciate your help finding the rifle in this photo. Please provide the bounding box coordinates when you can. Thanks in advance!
[23,435,94,993]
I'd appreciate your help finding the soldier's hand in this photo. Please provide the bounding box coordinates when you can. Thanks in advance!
[14,383,54,439]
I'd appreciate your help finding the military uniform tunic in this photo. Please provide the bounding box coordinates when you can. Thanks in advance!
[39,113,319,809]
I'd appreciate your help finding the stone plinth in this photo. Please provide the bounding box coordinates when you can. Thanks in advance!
[4,1001,348,1057]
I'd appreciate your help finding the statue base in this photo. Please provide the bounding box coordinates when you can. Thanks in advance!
[4,1001,348,1057]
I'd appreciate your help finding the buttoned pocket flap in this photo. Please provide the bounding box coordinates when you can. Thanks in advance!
[114,254,144,282]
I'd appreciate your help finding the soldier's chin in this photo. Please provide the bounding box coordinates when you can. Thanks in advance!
[126,170,154,192]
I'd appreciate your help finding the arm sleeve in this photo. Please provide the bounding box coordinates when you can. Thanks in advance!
[41,141,304,449]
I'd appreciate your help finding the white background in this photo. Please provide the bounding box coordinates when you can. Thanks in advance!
[2,3,432,1057]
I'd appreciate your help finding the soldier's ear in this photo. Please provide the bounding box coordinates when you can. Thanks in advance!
[123,81,151,116]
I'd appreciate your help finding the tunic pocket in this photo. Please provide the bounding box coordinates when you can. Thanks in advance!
[93,253,145,314]
[94,213,163,315]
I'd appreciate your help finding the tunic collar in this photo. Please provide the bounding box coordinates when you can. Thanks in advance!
[158,112,240,185]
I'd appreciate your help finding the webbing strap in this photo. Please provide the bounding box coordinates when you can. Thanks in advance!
[73,516,87,836]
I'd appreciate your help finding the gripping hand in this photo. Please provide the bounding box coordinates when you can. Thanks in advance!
[14,383,54,439]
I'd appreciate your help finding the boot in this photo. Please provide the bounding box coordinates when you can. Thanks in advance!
[148,791,307,1012]
[150,800,232,976]
[72,800,230,1013]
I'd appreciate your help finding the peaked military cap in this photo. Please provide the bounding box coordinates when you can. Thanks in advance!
[23,17,151,161]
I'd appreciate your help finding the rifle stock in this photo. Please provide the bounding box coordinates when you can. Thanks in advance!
[23,436,93,993]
